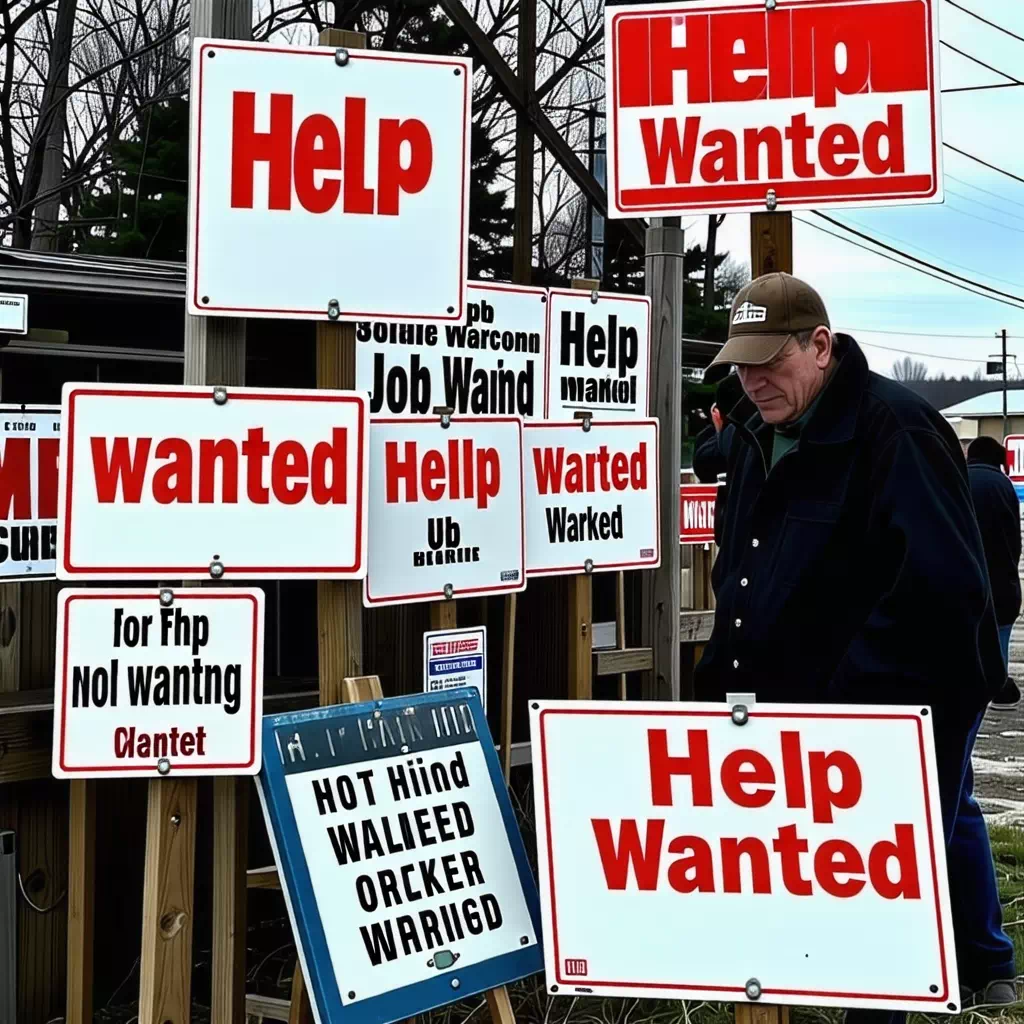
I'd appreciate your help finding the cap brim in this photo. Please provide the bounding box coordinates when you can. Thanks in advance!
[710,332,793,368]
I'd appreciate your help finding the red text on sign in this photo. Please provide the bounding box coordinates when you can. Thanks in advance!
[385,438,500,510]
[0,437,59,519]
[231,93,433,216]
[89,428,350,506]
[532,442,648,495]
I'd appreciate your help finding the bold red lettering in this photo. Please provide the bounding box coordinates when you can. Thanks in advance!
[241,428,269,505]
[591,818,663,890]
[721,749,775,808]
[772,824,812,896]
[294,113,341,214]
[199,439,239,503]
[196,725,207,756]
[91,437,151,504]
[647,728,713,807]
[616,16,652,107]
[611,452,629,489]
[666,835,715,893]
[152,438,193,504]
[650,14,710,105]
[721,837,771,894]
[271,440,309,504]
[385,440,418,504]
[808,749,862,823]
[180,732,196,757]
[819,123,860,176]
[230,92,292,210]
[780,731,806,809]
[0,439,30,518]
[477,446,500,509]
[448,438,461,500]
[114,727,132,758]
[310,428,349,504]
[868,824,921,899]
[37,437,59,519]
[744,127,783,181]
[378,118,433,216]
[532,448,564,495]
[815,839,866,898]
[640,117,699,186]
[863,104,906,175]
[699,129,738,182]
[710,11,767,102]
[766,8,792,99]
[785,114,816,177]
[422,449,446,501]
[343,97,375,214]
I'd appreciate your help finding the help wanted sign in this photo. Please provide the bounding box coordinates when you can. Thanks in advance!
[53,589,264,777]
[358,283,549,419]
[524,421,660,577]
[364,417,526,606]
[0,405,59,580]
[257,691,543,1024]
[58,383,368,580]
[546,289,650,420]
[605,0,942,217]
[530,702,958,1014]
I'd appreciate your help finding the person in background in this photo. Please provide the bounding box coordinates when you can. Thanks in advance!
[697,272,1012,1020]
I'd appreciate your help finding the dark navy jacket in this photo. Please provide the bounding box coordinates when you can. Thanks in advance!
[967,459,1022,626]
[695,338,1005,799]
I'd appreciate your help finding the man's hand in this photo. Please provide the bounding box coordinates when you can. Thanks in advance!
[711,404,724,433]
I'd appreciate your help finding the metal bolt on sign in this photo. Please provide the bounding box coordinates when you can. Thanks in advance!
[434,405,454,429]
[731,704,750,726]
[765,0,777,9]
[157,758,171,776]
[327,298,341,320]
[443,582,454,600]
[335,48,350,66]
[574,410,592,432]
[159,589,174,607]
[745,978,762,1001]
[209,559,225,579]
[584,559,594,575]
[765,189,778,211]
[590,289,599,304]
[450,979,460,990]
[213,386,228,406]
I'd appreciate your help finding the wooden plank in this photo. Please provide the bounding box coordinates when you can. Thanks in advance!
[340,674,383,705]
[0,702,51,783]
[247,865,281,890]
[246,992,291,1022]
[567,574,592,700]
[65,780,96,1024]
[288,962,311,1024]
[0,583,21,692]
[679,610,715,644]
[615,571,627,699]
[485,984,516,1024]
[642,221,685,699]
[594,647,653,676]
[429,601,457,630]
[749,212,793,277]
[499,593,516,783]
[138,778,198,1024]
[735,1006,790,1024]
[212,777,249,1024]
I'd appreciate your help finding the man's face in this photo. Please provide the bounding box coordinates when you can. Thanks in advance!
[735,329,831,425]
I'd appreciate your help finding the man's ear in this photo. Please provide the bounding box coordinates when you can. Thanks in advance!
[812,326,833,370]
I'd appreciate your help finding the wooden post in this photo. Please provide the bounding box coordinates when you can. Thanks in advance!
[641,220,685,700]
[616,572,627,699]
[65,781,95,1024]
[430,600,458,631]
[500,593,516,781]
[750,213,793,278]
[736,1006,790,1024]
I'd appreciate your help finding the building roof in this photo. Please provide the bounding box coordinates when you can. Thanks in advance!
[0,248,185,300]
[941,390,1024,418]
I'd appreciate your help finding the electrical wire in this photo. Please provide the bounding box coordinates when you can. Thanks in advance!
[795,217,1024,311]
[834,328,1021,339]
[946,173,1024,211]
[943,82,1024,93]
[856,339,1005,363]
[813,212,1024,303]
[944,145,1024,186]
[943,0,1024,43]
[940,41,1023,84]
[946,187,1024,224]
[17,870,66,914]
[942,199,1024,237]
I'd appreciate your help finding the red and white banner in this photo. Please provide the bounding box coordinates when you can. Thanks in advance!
[679,482,718,545]
[1005,434,1024,483]
[54,588,264,778]
[58,383,368,580]
[187,38,471,322]
[530,701,958,1014]
[524,421,660,576]
[0,405,60,580]
[604,0,942,217]
[363,417,526,606]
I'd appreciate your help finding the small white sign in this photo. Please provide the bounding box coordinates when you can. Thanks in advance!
[423,626,487,711]
[546,289,650,420]
[188,38,471,322]
[0,405,60,580]
[57,382,368,580]
[524,421,660,576]
[530,701,959,1014]
[357,282,549,419]
[0,293,28,335]
[363,417,526,606]
[53,588,264,778]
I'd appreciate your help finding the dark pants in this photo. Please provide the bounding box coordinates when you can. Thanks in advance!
[847,633,1015,1023]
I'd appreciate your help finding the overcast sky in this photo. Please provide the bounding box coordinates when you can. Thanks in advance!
[693,0,1024,380]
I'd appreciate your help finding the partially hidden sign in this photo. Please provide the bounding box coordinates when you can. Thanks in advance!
[1005,434,1024,483]
[364,417,525,606]
[257,690,543,1024]
[530,701,958,1014]
[424,626,487,712]
[53,588,264,778]
[0,405,59,580]
[58,383,368,580]
[524,421,660,577]
[604,0,942,217]
[187,39,471,322]
[679,483,718,545]
[357,283,548,419]
[546,289,650,420]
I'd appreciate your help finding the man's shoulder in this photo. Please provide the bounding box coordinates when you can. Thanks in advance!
[860,371,954,444]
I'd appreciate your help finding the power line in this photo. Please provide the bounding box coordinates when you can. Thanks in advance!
[943,82,1024,93]
[943,198,1024,237]
[946,187,1024,224]
[839,328,1022,339]
[944,144,1024,186]
[813,212,1024,303]
[795,217,1024,311]
[943,0,1024,43]
[946,173,1024,211]
[857,339,1007,363]
[940,41,1022,84]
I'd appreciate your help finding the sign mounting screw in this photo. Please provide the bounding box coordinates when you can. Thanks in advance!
[157,758,171,776]
[731,704,750,726]
[584,558,594,575]
[209,559,225,579]
[765,188,778,211]
[335,48,350,66]
[745,978,762,1001]
[327,298,341,320]
[574,410,593,432]
[213,386,228,406]
[765,0,777,8]
[443,583,454,600]
[590,289,599,304]
[434,405,454,429]
[450,978,460,990]
[159,589,174,607]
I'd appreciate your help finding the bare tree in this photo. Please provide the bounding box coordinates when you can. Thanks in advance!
[716,257,750,305]
[892,357,929,382]
[703,214,725,311]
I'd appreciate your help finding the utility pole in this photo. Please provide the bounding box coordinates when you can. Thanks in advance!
[1003,328,1009,438]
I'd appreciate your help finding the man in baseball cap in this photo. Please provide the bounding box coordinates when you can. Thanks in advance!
[697,272,1014,1019]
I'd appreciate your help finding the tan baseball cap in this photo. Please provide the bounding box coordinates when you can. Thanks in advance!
[711,272,830,368]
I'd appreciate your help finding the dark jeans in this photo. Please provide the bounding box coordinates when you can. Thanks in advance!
[848,636,1015,1023]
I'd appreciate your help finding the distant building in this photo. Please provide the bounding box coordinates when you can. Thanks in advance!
[941,391,1024,441]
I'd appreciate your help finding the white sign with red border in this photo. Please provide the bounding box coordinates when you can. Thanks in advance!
[364,417,526,606]
[0,405,60,580]
[357,282,549,419]
[679,482,718,545]
[1005,434,1024,484]
[187,38,471,322]
[423,626,487,711]
[530,701,958,1014]
[57,382,368,581]
[53,588,264,778]
[524,421,660,576]
[604,0,942,218]
[546,290,650,420]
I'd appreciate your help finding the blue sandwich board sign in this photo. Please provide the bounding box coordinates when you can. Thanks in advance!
[257,688,543,1024]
